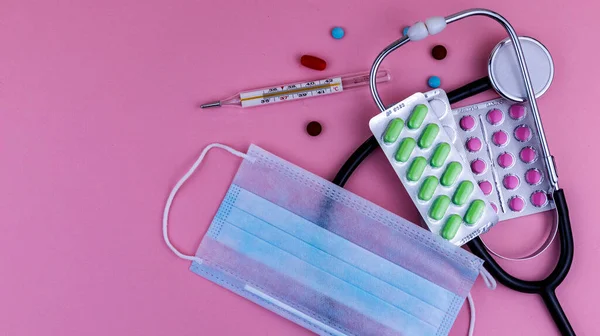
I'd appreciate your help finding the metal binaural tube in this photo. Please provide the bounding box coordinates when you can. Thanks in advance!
[369,36,409,111]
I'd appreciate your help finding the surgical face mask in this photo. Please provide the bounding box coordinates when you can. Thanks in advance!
[163,143,491,336]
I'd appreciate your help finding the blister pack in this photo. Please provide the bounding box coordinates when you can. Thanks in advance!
[452,97,555,220]
[370,93,499,245]
[424,89,468,161]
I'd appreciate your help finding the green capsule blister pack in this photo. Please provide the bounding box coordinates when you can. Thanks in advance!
[369,92,499,246]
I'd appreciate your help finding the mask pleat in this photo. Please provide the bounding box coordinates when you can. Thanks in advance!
[233,147,481,297]
[197,238,424,336]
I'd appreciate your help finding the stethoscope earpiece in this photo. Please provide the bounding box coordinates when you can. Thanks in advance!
[406,16,447,41]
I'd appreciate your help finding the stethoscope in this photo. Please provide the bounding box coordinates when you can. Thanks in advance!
[330,9,575,336]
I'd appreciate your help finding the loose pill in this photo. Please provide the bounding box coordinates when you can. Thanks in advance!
[428,76,441,88]
[497,152,515,168]
[531,191,548,207]
[460,115,475,131]
[492,130,509,146]
[520,146,537,163]
[441,162,462,187]
[453,181,474,206]
[441,214,462,240]
[464,199,485,225]
[478,180,493,195]
[418,123,439,149]
[300,55,327,71]
[331,27,345,39]
[395,137,416,162]
[487,109,504,125]
[431,45,447,60]
[407,104,428,129]
[471,159,487,175]
[407,156,427,181]
[419,176,439,201]
[466,137,481,152]
[514,125,532,142]
[509,104,526,120]
[509,196,525,212]
[306,121,322,136]
[503,174,520,190]
[525,168,542,185]
[383,118,404,144]
[430,142,450,168]
[430,195,451,220]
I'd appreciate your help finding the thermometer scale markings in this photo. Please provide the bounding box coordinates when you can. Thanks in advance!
[240,77,343,107]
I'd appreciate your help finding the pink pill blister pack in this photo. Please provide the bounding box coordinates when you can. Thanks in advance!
[452,98,555,220]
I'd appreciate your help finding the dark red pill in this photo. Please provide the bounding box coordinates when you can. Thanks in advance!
[300,55,327,71]
[431,45,447,60]
[306,121,322,136]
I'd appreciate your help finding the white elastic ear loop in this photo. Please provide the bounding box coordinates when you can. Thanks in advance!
[162,143,254,264]
[467,293,476,336]
[466,268,497,336]
[479,267,497,290]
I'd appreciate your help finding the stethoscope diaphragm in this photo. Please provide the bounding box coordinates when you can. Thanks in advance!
[488,36,554,102]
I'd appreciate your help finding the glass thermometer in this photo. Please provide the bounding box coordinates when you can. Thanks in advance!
[201,70,391,109]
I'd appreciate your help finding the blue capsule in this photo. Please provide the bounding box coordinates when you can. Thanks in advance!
[428,76,441,88]
[331,27,345,39]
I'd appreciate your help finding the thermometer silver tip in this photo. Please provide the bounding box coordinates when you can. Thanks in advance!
[200,101,221,109]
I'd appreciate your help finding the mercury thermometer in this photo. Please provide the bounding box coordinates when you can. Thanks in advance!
[200,70,391,109]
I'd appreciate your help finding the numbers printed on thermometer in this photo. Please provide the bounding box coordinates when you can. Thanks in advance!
[240,77,344,108]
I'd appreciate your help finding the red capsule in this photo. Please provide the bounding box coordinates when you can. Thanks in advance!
[300,55,327,71]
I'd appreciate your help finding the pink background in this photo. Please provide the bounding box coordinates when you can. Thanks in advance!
[1,0,598,335]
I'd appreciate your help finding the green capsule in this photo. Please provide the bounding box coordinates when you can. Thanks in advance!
[429,195,450,220]
[464,199,486,225]
[441,161,462,187]
[452,181,474,206]
[418,123,439,149]
[407,104,428,129]
[383,118,404,144]
[394,138,416,162]
[407,156,427,182]
[441,214,462,240]
[430,142,451,168]
[418,176,439,201]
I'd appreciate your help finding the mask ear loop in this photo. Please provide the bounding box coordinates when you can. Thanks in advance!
[162,143,255,264]
[466,267,497,336]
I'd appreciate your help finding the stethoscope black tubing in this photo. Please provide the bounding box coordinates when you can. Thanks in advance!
[330,77,575,335]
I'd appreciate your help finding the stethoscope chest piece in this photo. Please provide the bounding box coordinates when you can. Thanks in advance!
[489,36,554,102]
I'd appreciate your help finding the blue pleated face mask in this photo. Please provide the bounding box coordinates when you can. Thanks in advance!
[163,143,492,336]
